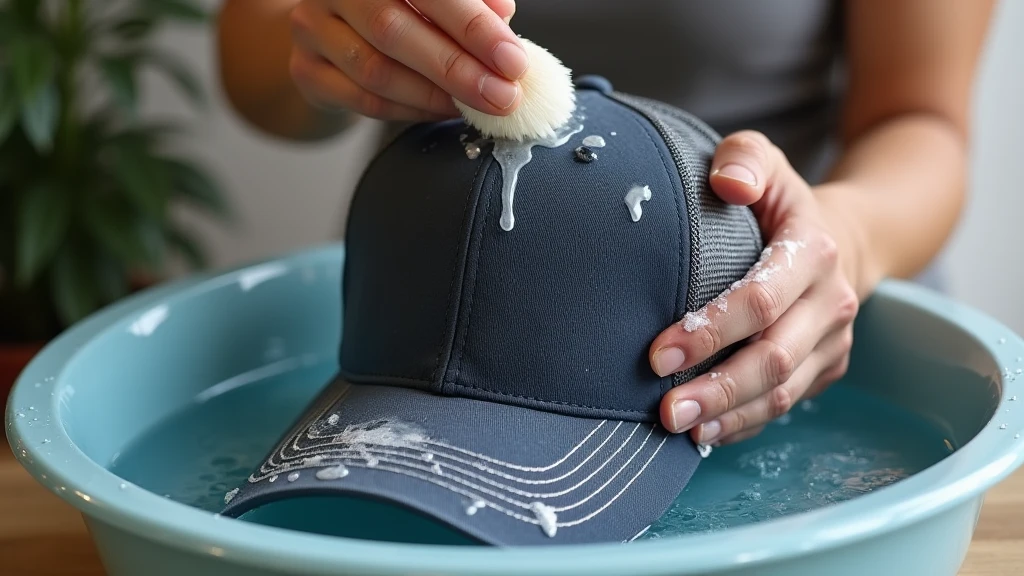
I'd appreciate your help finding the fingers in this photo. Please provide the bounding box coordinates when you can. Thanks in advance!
[289,47,448,122]
[650,227,837,379]
[335,0,522,115]
[294,11,459,116]
[699,324,853,446]
[410,0,529,79]
[658,268,857,436]
[481,0,516,23]
[708,130,812,222]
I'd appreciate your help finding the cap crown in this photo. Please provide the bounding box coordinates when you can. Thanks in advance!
[340,81,762,422]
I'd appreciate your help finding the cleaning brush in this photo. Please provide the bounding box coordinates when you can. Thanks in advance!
[453,38,576,142]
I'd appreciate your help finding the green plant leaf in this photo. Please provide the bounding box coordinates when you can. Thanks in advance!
[144,0,208,22]
[111,17,156,40]
[10,33,55,105]
[160,157,230,219]
[83,198,151,265]
[0,75,19,144]
[99,55,138,111]
[51,246,101,326]
[108,143,170,219]
[19,81,59,152]
[165,223,207,269]
[15,180,71,287]
[142,49,204,106]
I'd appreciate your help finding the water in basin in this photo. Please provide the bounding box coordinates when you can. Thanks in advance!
[108,360,953,543]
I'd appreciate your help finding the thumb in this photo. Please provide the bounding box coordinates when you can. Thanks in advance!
[708,130,781,206]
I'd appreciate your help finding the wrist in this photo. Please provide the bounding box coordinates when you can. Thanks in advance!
[813,182,885,300]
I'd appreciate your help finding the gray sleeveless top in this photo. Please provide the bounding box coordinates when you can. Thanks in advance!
[372,0,947,291]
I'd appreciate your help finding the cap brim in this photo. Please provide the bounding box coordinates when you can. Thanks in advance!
[221,375,701,546]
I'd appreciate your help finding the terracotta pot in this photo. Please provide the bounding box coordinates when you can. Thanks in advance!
[1,343,44,402]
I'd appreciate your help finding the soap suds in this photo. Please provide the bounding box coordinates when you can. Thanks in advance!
[624,184,652,222]
[327,414,340,425]
[530,502,558,537]
[680,239,804,333]
[316,463,350,480]
[223,488,239,504]
[582,135,606,148]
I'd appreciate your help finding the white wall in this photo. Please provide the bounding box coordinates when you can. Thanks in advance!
[141,1,1024,335]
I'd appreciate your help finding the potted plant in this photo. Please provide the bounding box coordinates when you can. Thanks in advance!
[1,0,231,396]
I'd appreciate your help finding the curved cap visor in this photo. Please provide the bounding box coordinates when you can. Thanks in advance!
[220,377,701,546]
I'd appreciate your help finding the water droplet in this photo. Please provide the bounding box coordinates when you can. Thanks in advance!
[582,135,606,148]
[464,142,481,160]
[28,406,35,411]
[1011,396,1018,401]
[432,463,442,475]
[422,452,435,462]
[328,414,340,426]
[16,412,24,418]
[697,444,713,458]
[999,424,1008,430]
[465,498,486,516]
[1016,434,1021,440]
[269,475,278,483]
[33,382,41,388]
[287,472,300,482]
[610,131,617,136]
[574,145,597,163]
[119,483,128,490]
[41,439,50,444]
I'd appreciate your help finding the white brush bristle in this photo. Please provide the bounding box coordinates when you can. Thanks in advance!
[453,38,576,142]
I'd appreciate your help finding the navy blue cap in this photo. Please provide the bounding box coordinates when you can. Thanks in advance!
[221,77,764,545]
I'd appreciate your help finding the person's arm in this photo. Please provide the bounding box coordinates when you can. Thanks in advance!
[817,0,995,298]
[216,0,524,142]
[650,0,995,446]
[217,0,349,140]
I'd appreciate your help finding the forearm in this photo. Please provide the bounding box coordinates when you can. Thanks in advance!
[815,114,968,299]
[216,0,354,140]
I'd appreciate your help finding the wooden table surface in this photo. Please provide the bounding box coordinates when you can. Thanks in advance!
[1,444,1022,575]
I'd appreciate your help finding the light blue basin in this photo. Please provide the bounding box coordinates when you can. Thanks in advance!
[6,243,1024,575]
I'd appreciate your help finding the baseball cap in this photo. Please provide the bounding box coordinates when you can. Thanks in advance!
[219,76,764,546]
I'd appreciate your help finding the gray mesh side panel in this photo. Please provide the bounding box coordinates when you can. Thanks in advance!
[609,93,764,385]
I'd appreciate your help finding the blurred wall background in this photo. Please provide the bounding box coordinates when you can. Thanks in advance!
[141,0,1024,335]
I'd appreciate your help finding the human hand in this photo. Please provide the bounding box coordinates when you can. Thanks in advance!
[287,0,526,122]
[649,130,863,446]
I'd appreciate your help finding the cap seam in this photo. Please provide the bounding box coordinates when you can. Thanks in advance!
[430,154,489,390]
[447,382,652,416]
[619,109,686,399]
[447,151,498,387]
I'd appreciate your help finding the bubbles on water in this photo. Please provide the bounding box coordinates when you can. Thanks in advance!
[737,443,796,480]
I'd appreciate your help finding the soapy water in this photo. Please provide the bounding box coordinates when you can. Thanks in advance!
[109,362,951,540]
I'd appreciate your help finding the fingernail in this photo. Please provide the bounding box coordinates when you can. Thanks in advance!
[653,347,685,377]
[700,420,722,444]
[670,400,702,433]
[713,163,757,186]
[480,74,518,109]
[492,41,529,80]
